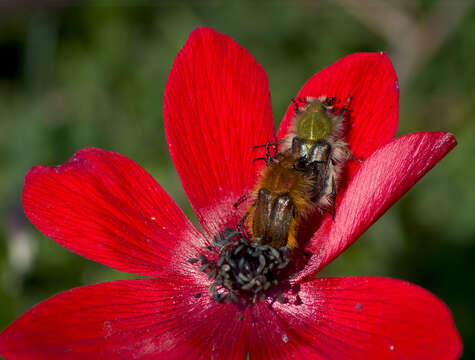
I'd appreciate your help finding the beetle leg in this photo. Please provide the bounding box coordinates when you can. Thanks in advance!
[338,96,352,119]
[252,140,283,165]
[338,145,363,163]
[233,192,249,209]
[331,175,336,221]
[237,211,250,236]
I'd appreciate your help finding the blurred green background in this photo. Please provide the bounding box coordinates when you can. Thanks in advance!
[0,0,473,358]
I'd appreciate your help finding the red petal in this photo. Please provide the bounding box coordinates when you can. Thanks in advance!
[278,52,399,180]
[270,277,462,360]
[298,132,456,280]
[0,278,251,360]
[23,148,205,277]
[0,279,461,359]
[164,27,275,237]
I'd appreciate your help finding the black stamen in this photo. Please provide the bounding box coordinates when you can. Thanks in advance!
[191,228,291,305]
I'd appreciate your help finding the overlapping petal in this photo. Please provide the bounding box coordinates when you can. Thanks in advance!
[278,52,399,181]
[297,132,457,280]
[164,27,275,237]
[23,148,205,277]
[0,277,462,360]
[0,278,254,360]
[269,277,462,360]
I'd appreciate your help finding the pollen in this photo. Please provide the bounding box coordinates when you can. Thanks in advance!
[188,227,291,304]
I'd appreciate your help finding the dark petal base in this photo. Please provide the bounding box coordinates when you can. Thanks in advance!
[188,228,292,306]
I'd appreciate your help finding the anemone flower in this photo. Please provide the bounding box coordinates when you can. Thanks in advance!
[0,27,462,359]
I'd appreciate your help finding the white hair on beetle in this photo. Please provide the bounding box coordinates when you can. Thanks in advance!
[281,95,354,213]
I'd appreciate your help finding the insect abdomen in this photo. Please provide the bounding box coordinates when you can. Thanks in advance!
[252,189,295,248]
[246,153,314,249]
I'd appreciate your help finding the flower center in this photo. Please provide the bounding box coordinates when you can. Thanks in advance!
[188,227,292,305]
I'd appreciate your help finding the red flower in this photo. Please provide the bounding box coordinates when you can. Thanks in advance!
[0,27,462,359]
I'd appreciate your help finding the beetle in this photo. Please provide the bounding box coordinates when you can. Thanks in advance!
[240,96,358,249]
